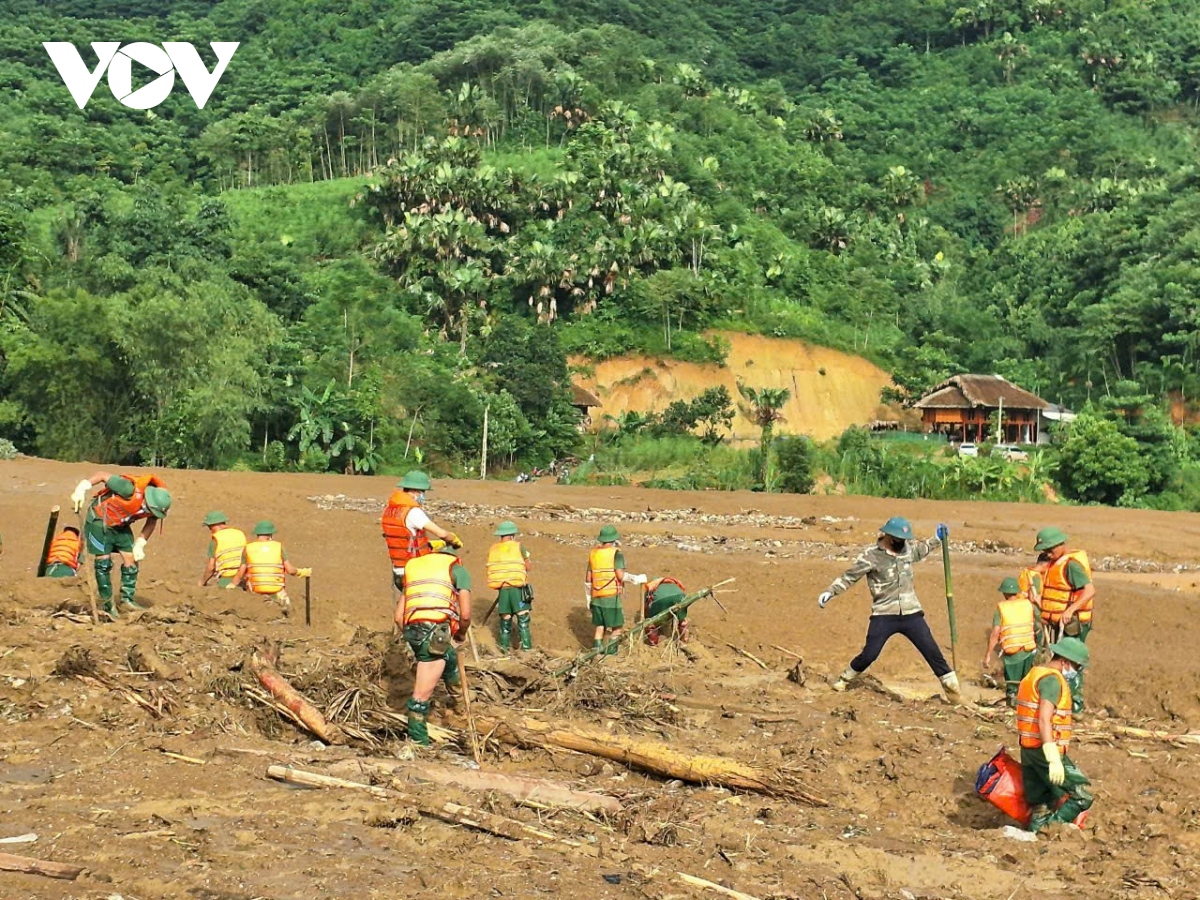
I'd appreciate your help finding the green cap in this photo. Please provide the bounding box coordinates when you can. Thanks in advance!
[998,577,1021,594]
[1034,527,1068,552]
[203,510,228,527]
[398,470,432,491]
[494,520,519,537]
[144,486,172,518]
[1049,637,1090,668]
[253,520,276,536]
[597,524,620,543]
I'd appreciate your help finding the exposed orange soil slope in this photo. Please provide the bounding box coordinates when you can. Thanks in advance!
[574,332,901,441]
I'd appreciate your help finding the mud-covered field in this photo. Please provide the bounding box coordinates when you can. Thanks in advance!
[2,457,1200,900]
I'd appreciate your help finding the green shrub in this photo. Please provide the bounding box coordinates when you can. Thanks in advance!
[774,436,815,494]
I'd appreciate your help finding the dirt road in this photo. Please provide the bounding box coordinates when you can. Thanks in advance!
[1,457,1199,899]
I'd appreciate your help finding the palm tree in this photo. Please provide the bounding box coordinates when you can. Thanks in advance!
[737,381,791,488]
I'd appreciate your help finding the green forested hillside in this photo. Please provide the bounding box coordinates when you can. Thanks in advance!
[1,0,1198,506]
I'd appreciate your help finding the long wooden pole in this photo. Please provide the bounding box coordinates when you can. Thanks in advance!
[36,506,60,577]
[942,537,960,674]
[457,652,483,765]
[304,575,312,627]
[480,404,489,480]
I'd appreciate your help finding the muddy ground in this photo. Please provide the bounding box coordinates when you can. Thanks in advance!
[2,457,1200,900]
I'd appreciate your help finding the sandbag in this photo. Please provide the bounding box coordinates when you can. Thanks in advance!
[975,747,1032,827]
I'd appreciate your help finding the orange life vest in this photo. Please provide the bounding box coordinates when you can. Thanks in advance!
[1018,567,1045,606]
[1040,550,1092,624]
[997,598,1037,655]
[381,490,431,568]
[1016,666,1073,751]
[244,540,286,595]
[589,546,620,599]
[96,473,165,529]
[212,527,247,579]
[486,540,527,590]
[46,531,82,569]
[402,552,461,631]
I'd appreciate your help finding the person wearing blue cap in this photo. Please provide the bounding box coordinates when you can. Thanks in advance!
[817,516,959,698]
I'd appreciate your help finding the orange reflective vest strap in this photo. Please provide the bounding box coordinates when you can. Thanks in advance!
[646,576,685,601]
[1018,568,1044,605]
[213,528,247,579]
[98,473,164,528]
[244,540,286,595]
[589,547,620,598]
[486,540,527,589]
[402,553,461,629]
[997,598,1037,655]
[381,491,431,567]
[1015,666,1073,751]
[46,532,82,569]
[1040,550,1092,623]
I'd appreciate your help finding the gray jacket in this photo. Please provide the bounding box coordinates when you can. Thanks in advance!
[825,537,941,616]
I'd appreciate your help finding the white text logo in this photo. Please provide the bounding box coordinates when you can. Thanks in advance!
[43,41,240,110]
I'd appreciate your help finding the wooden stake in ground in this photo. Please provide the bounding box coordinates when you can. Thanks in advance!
[304,575,312,627]
[941,533,960,674]
[456,651,483,765]
[249,642,343,745]
[0,851,85,881]
[36,506,60,578]
[471,713,826,806]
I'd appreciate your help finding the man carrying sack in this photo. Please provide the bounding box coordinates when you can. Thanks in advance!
[1015,637,1093,832]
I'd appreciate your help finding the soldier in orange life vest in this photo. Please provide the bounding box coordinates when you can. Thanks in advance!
[586,524,627,655]
[397,539,471,744]
[44,526,83,577]
[198,511,247,588]
[983,577,1038,706]
[228,521,311,614]
[486,521,532,652]
[1034,527,1094,712]
[71,471,172,618]
[381,471,462,595]
[1015,638,1093,832]
[643,577,689,646]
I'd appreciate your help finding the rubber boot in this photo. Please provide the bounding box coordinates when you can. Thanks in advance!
[406,698,431,745]
[1029,804,1054,833]
[119,563,145,610]
[645,624,660,647]
[95,557,118,619]
[498,616,512,653]
[832,666,859,692]
[940,671,961,699]
[444,678,465,711]
[605,637,620,656]
[593,640,603,652]
[516,612,532,651]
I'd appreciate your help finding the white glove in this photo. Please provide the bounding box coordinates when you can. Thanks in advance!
[132,537,148,562]
[584,583,592,604]
[818,591,833,609]
[1043,742,1065,786]
[625,573,648,585]
[71,479,92,513]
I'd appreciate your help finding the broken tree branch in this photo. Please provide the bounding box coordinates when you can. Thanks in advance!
[0,851,85,881]
[249,643,343,745]
[678,872,762,900]
[725,644,768,670]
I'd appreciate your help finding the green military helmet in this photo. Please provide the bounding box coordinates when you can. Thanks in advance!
[880,516,914,540]
[398,470,432,491]
[1049,637,1090,668]
[203,510,228,527]
[253,520,277,536]
[998,576,1021,594]
[145,486,172,518]
[597,524,620,543]
[494,520,519,537]
[1034,526,1068,552]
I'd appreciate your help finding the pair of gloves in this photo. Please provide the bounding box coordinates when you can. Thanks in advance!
[817,523,950,609]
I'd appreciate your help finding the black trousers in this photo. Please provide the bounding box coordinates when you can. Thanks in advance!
[850,612,951,677]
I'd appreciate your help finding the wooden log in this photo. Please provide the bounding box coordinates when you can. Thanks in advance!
[472,714,827,807]
[0,851,85,881]
[340,758,621,814]
[678,872,762,900]
[128,643,183,681]
[1085,725,1200,747]
[36,506,60,578]
[249,645,343,745]
[265,765,566,844]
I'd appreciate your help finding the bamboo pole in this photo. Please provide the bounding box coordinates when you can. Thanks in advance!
[36,506,60,578]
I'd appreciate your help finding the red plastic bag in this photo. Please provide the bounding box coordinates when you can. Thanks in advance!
[976,747,1032,826]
